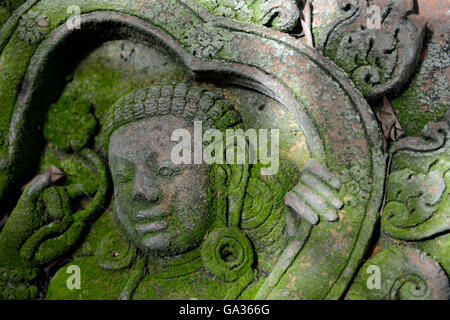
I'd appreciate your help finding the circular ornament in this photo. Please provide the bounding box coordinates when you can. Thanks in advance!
[96,232,136,271]
[201,227,254,282]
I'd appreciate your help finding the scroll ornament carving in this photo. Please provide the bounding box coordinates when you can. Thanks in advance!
[346,246,449,300]
[195,0,300,32]
[318,0,427,100]
[382,111,450,240]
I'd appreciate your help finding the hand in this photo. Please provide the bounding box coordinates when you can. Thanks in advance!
[0,172,52,299]
[285,160,343,225]
[0,172,52,249]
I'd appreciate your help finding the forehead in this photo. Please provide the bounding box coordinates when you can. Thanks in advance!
[109,115,192,163]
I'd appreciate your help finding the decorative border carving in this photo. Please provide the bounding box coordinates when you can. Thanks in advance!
[318,0,427,100]
[0,0,385,299]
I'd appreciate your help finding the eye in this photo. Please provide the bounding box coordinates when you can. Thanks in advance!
[115,173,133,185]
[111,158,135,185]
[159,166,176,178]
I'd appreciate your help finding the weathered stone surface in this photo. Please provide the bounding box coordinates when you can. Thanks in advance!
[0,0,446,301]
[310,0,340,43]
[382,111,449,241]
[391,0,450,136]
[346,246,449,300]
[318,0,427,100]
[0,0,384,300]
[420,233,450,276]
[194,0,301,32]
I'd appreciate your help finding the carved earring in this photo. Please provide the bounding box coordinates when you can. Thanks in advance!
[96,231,137,271]
[201,140,254,282]
[201,226,253,282]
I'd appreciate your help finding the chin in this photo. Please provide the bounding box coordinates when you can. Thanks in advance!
[142,237,200,257]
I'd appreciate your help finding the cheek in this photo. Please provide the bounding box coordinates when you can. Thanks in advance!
[114,184,134,215]
[114,184,129,201]
[169,170,209,217]
[175,170,208,201]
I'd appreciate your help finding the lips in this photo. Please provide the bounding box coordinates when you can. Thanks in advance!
[134,207,169,235]
[135,220,167,233]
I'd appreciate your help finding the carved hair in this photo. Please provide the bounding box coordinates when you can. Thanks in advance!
[101,84,242,153]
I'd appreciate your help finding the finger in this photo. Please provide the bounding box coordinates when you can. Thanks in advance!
[26,172,52,197]
[300,172,343,209]
[293,184,339,222]
[304,160,341,190]
[285,191,319,225]
[33,221,85,266]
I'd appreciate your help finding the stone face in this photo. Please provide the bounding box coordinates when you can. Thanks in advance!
[0,0,447,300]
[109,117,212,255]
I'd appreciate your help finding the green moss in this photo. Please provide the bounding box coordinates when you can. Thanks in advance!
[0,0,382,300]
[0,6,10,27]
[0,0,193,199]
[38,147,99,197]
[195,0,299,32]
[19,186,72,262]
[391,77,448,136]
[96,231,136,271]
[241,160,300,272]
[134,260,254,300]
[201,227,254,282]
[46,256,135,300]
[0,147,108,298]
[72,203,120,258]
[419,233,450,275]
[43,94,97,152]
[346,246,449,300]
[0,175,50,299]
[61,41,191,150]
[0,32,36,155]
[2,1,27,12]
[391,35,449,136]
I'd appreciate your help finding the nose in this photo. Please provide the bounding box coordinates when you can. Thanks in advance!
[133,170,160,202]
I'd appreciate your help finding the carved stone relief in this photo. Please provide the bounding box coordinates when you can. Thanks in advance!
[0,0,447,300]
[318,0,427,100]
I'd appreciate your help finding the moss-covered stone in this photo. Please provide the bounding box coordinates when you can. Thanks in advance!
[391,27,449,136]
[43,81,305,300]
[0,147,109,299]
[346,246,449,300]
[43,94,97,153]
[46,256,137,300]
[420,233,450,276]
[0,0,389,301]
[2,0,27,12]
[194,0,300,32]
[0,6,10,27]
